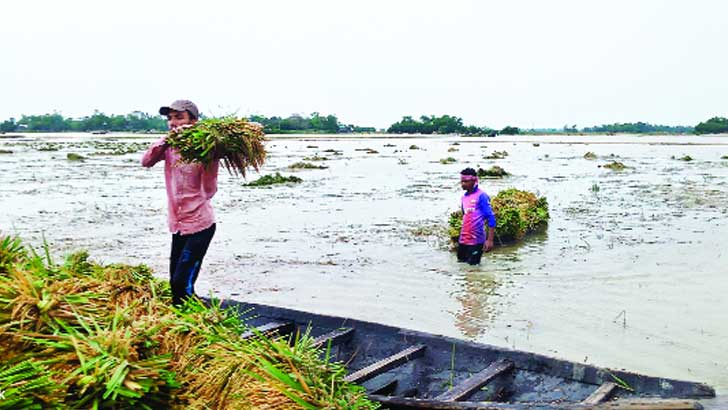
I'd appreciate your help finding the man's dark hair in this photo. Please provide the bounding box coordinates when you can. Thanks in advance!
[460,167,477,176]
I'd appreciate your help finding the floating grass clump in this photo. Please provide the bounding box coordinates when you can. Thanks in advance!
[288,162,328,170]
[0,235,379,409]
[583,152,597,160]
[672,155,693,161]
[409,145,420,150]
[165,117,267,177]
[439,157,457,164]
[448,188,549,247]
[722,155,728,160]
[66,153,85,161]
[0,149,12,154]
[601,161,628,170]
[483,150,508,160]
[244,172,302,187]
[302,155,328,161]
[477,166,509,178]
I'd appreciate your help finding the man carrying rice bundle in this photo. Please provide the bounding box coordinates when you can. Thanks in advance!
[458,167,496,265]
[141,100,218,306]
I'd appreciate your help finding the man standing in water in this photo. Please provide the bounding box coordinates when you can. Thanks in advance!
[458,168,496,265]
[141,100,219,305]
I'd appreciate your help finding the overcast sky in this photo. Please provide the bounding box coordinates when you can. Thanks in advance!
[2,0,727,129]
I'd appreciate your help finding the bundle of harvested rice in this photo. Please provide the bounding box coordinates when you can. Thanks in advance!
[166,117,267,177]
[0,235,379,410]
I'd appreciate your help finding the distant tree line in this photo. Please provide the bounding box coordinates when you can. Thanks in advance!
[580,122,693,134]
[0,111,167,133]
[1,111,726,135]
[248,112,374,134]
[386,115,495,135]
[694,117,728,134]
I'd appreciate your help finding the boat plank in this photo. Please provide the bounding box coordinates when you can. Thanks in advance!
[240,321,294,339]
[368,395,703,409]
[312,327,354,349]
[435,359,514,402]
[582,382,617,405]
[344,344,426,384]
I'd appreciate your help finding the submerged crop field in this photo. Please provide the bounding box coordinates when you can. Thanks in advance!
[2,132,728,400]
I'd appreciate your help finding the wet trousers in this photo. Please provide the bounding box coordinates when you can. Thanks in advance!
[170,223,216,305]
[457,242,484,265]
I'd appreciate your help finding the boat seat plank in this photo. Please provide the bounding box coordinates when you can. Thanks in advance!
[344,344,426,384]
[312,327,354,349]
[240,321,294,339]
[435,359,514,402]
[582,382,617,405]
[367,395,704,409]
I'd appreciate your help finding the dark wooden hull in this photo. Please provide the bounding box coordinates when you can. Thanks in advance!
[219,299,716,410]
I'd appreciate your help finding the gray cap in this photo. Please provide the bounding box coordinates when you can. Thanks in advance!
[159,99,199,119]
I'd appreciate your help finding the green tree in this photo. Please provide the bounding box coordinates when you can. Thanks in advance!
[694,117,728,134]
[500,126,520,135]
[0,118,16,132]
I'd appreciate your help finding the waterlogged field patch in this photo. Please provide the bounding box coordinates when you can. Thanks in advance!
[601,161,628,170]
[477,166,509,178]
[244,172,303,187]
[484,150,508,160]
[66,152,85,161]
[288,161,328,170]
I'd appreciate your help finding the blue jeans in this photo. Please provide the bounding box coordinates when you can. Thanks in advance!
[170,223,216,305]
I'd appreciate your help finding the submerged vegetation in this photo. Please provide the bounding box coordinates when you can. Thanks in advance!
[288,162,328,170]
[448,188,549,246]
[601,161,628,170]
[166,118,267,177]
[477,166,509,178]
[244,172,303,187]
[66,153,85,161]
[483,150,508,160]
[302,155,328,161]
[0,235,379,409]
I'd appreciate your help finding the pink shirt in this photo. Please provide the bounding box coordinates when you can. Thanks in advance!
[141,136,219,235]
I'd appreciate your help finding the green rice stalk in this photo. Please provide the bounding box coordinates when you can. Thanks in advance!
[166,118,267,177]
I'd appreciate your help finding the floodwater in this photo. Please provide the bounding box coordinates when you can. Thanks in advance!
[2,133,727,402]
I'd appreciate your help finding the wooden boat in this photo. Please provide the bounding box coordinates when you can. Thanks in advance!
[220,299,717,410]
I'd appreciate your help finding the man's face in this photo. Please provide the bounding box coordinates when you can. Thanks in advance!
[167,110,196,130]
[461,178,476,191]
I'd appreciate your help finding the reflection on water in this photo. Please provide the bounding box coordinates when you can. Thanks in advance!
[1,133,728,395]
[453,270,500,339]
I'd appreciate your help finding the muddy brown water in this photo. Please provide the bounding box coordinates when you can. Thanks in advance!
[2,133,727,403]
